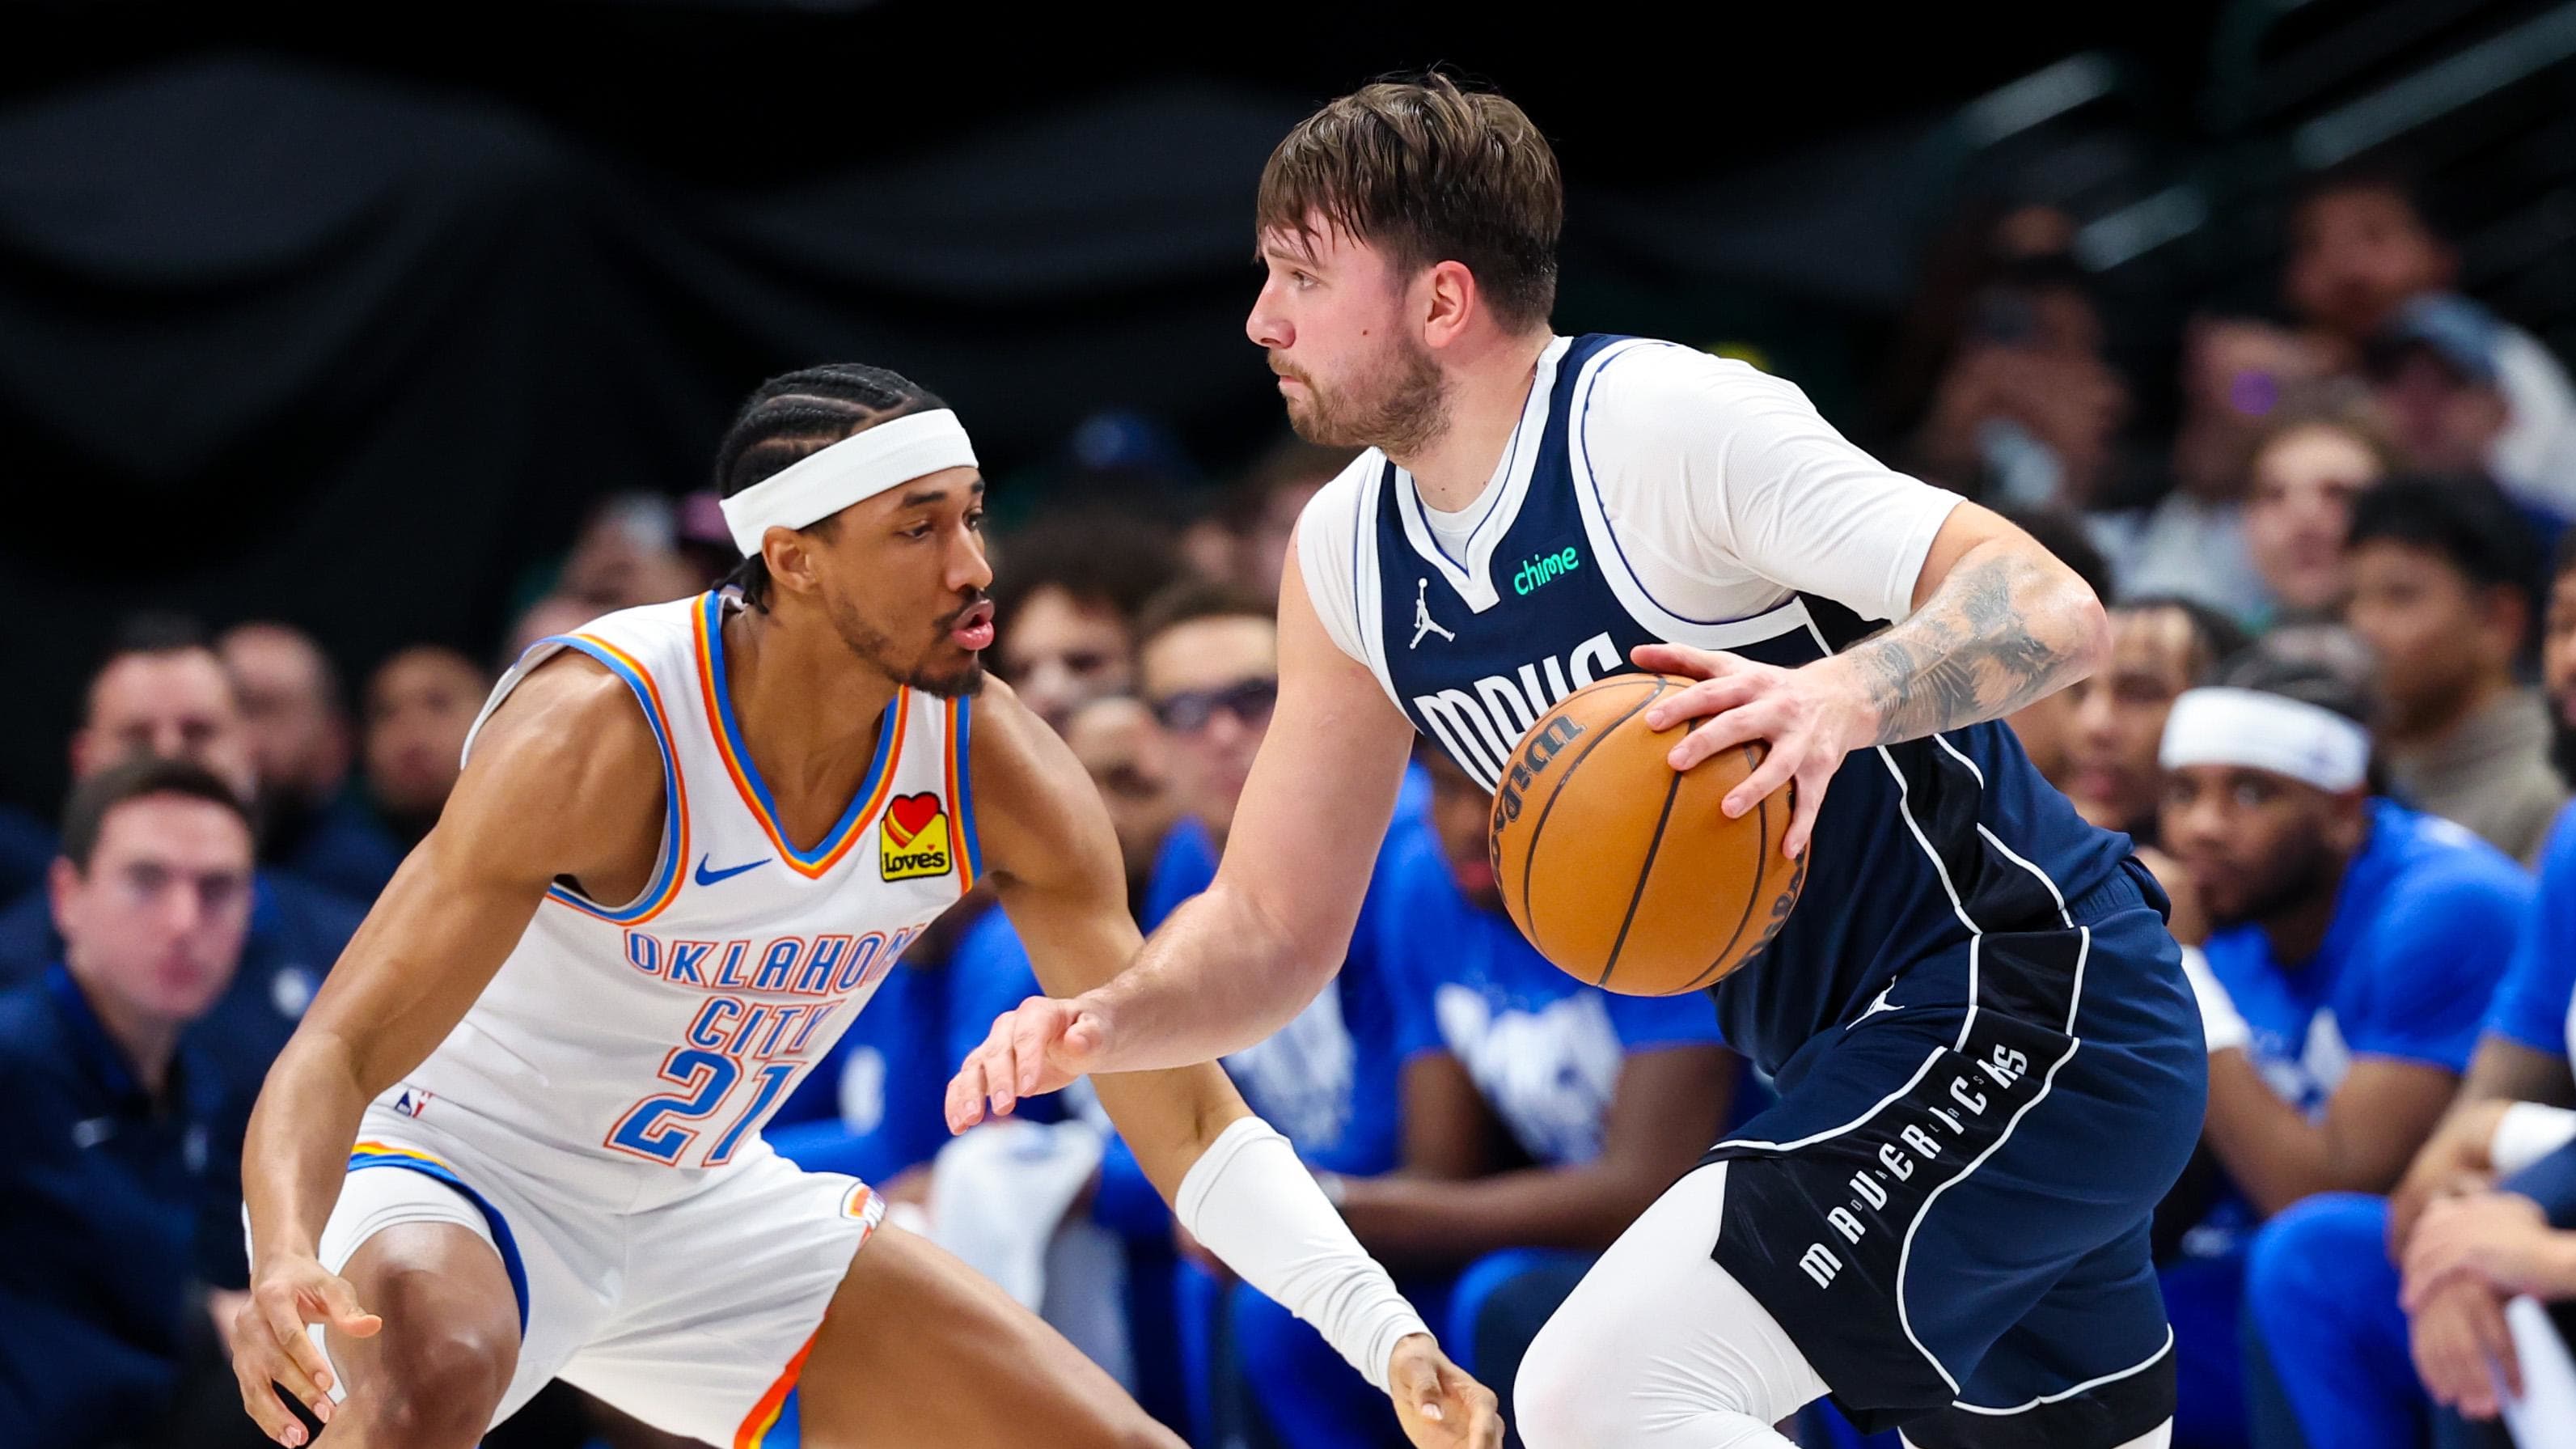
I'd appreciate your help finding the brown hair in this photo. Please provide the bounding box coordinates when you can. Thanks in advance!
[1134,578,1275,653]
[60,755,254,869]
[2245,386,2404,484]
[1256,72,1562,333]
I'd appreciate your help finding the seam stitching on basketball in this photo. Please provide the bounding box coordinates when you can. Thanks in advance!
[1601,751,1690,986]
[1514,677,1668,961]
[1683,743,1770,992]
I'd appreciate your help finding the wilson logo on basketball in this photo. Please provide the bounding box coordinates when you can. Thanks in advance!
[879,792,953,882]
[1492,714,1583,831]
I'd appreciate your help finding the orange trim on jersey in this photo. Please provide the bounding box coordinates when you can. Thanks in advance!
[692,595,907,879]
[349,1140,453,1167]
[942,698,975,895]
[734,1328,819,1449]
[539,632,690,925]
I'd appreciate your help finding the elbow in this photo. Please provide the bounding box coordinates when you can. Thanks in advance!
[1225,884,1346,1009]
[2062,577,2112,683]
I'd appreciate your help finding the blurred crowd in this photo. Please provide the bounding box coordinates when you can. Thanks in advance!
[11,160,2576,1449]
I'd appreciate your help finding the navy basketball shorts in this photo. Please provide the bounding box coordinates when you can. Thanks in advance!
[1704,860,2206,1443]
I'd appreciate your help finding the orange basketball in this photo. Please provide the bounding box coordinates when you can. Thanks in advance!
[1489,673,1804,996]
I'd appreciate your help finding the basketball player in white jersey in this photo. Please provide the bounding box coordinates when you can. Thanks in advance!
[225,365,1496,1449]
[956,78,2203,1449]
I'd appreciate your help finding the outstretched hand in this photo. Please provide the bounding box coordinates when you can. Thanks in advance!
[1632,642,1866,859]
[945,994,1116,1131]
[231,1253,383,1446]
[1387,1333,1504,1449]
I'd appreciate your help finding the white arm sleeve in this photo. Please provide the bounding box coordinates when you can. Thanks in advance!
[2493,1103,2576,1176]
[2179,945,2252,1054]
[1582,347,1961,625]
[1178,1116,1429,1391]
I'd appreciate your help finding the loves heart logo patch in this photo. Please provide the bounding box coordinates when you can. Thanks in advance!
[880,792,953,882]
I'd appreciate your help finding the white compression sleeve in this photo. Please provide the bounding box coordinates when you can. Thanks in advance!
[1177,1116,1428,1392]
[2493,1103,2576,1177]
[2179,946,2250,1054]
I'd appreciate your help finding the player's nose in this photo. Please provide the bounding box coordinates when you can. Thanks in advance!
[948,534,993,594]
[1246,286,1288,350]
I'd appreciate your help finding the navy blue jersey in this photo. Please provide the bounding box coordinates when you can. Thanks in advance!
[1347,334,2136,1073]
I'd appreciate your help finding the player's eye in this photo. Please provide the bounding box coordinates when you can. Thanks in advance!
[964,508,986,532]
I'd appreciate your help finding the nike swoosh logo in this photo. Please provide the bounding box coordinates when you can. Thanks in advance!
[694,854,768,887]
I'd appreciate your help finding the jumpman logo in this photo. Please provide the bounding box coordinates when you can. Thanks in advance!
[1410,578,1454,649]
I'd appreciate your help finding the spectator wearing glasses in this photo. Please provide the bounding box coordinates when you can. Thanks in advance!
[0,758,257,1447]
[1124,581,1432,1443]
[925,585,1425,1433]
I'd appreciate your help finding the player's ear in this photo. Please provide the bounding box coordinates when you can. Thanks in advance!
[1421,259,1477,348]
[761,525,822,600]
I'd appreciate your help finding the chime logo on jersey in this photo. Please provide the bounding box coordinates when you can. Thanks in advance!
[880,791,954,881]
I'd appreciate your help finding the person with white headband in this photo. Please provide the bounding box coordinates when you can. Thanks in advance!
[227,362,1496,1449]
[2151,642,2532,1447]
[2242,578,2576,1449]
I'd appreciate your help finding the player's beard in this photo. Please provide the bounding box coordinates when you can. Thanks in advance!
[1280,334,1445,456]
[824,589,988,700]
[2552,700,2576,790]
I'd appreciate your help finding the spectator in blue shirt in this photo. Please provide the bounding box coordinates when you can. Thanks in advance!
[2244,797,2576,1449]
[944,584,1428,1435]
[2158,643,2532,1447]
[0,619,366,1125]
[2237,540,2576,1449]
[0,758,257,1447]
[219,622,402,904]
[1228,743,1736,1449]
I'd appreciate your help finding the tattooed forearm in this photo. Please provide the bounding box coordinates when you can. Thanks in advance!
[1840,543,2100,747]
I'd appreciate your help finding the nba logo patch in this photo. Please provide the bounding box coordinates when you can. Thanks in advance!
[880,792,954,881]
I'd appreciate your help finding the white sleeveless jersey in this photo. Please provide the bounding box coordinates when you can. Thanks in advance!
[381,590,979,1192]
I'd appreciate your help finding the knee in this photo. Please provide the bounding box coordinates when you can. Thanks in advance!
[347,1320,514,1447]
[1515,1307,1614,1449]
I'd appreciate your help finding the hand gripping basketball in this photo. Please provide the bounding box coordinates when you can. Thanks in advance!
[1631,641,1867,860]
[945,994,1113,1131]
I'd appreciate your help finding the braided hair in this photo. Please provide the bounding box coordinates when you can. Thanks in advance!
[713,364,948,611]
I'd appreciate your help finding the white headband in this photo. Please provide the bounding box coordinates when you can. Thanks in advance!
[720,409,979,557]
[2159,686,2371,793]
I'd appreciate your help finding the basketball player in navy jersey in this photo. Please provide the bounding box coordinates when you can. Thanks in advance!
[952,77,2203,1448]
